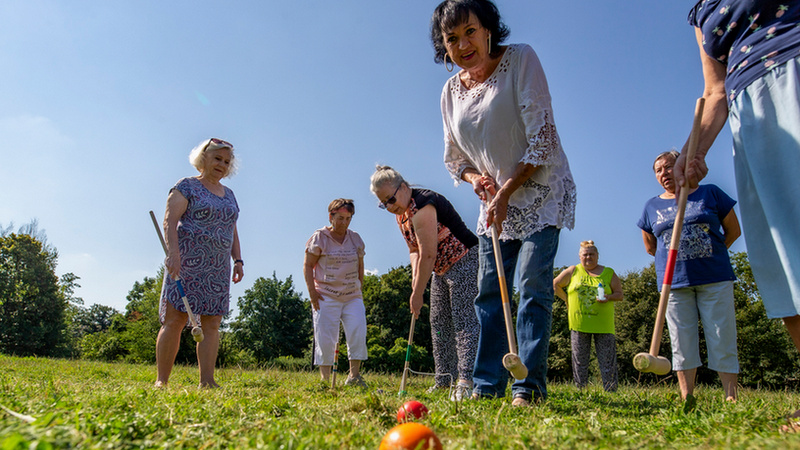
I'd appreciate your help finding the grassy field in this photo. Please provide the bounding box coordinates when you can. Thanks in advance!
[2,356,800,449]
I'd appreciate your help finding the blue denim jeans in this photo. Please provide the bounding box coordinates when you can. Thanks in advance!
[472,226,560,400]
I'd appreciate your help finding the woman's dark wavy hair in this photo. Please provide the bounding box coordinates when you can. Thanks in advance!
[430,0,510,64]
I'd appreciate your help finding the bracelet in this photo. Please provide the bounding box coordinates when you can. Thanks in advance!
[234,259,244,266]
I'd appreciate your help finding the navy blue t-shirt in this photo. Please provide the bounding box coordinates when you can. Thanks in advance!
[637,184,736,288]
[689,0,800,104]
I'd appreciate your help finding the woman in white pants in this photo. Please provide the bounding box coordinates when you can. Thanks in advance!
[303,198,369,388]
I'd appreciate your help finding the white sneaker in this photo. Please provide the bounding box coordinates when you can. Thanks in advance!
[450,381,472,402]
[344,374,368,389]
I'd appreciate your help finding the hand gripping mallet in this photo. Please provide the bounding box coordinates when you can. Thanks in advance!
[149,210,204,343]
[633,97,705,375]
[398,314,416,396]
[486,192,528,380]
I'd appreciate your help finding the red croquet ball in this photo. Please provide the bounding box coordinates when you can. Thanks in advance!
[379,423,442,450]
[396,400,429,423]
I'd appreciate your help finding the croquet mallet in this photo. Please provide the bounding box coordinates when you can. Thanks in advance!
[633,97,705,375]
[149,210,204,343]
[486,191,528,380]
[398,314,416,396]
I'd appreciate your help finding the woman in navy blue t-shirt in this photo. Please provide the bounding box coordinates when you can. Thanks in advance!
[638,150,741,403]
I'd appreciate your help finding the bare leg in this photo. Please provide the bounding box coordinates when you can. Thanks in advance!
[320,365,332,381]
[719,372,738,401]
[349,359,362,377]
[783,315,800,353]
[155,303,189,387]
[197,315,222,388]
[676,368,697,400]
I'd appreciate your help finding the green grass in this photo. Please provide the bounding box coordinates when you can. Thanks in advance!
[2,355,800,449]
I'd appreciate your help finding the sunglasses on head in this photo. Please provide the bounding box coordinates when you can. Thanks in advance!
[203,138,234,152]
[378,184,402,210]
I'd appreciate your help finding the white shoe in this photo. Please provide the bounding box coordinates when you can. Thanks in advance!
[450,381,472,402]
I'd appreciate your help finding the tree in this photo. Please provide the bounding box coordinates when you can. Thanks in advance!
[230,274,311,362]
[0,233,67,356]
[362,265,434,373]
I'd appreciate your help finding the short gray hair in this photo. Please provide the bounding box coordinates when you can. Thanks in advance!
[188,138,239,177]
[653,149,679,172]
[369,165,406,194]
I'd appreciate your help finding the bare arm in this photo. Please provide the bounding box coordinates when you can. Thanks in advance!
[607,270,624,302]
[163,189,189,279]
[553,266,575,302]
[303,252,323,311]
[721,208,741,248]
[231,224,243,283]
[408,205,438,318]
[675,27,730,191]
[642,230,657,256]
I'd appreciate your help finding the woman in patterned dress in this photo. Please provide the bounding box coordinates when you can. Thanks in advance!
[430,0,576,406]
[370,166,480,402]
[638,150,741,402]
[156,138,243,388]
[553,241,623,392]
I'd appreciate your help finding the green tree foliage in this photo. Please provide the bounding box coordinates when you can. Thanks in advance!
[0,233,68,356]
[362,265,433,373]
[729,252,800,388]
[230,273,311,362]
[82,270,198,364]
[549,252,800,389]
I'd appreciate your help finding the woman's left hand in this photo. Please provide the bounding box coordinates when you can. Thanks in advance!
[486,190,509,234]
[232,264,244,283]
[409,292,424,319]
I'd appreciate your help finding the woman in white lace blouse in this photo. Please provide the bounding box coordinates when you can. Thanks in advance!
[430,0,576,407]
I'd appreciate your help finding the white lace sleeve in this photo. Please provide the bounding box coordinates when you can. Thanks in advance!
[442,80,476,185]
[516,45,562,167]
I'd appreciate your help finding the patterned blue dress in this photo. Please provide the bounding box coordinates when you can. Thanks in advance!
[159,177,239,323]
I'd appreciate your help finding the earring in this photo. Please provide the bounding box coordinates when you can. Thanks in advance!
[445,54,454,72]
[487,34,492,53]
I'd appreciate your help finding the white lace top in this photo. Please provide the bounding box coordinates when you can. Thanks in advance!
[441,44,576,240]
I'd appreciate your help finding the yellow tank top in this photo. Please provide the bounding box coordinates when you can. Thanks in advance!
[566,264,615,334]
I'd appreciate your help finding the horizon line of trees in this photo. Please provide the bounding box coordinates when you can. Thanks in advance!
[2,223,798,389]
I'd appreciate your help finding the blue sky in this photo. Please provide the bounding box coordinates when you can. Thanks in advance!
[1,1,745,313]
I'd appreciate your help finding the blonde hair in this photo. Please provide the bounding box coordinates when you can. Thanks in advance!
[188,138,239,177]
[580,240,598,253]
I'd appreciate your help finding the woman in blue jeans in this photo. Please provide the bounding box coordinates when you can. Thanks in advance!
[430,0,576,406]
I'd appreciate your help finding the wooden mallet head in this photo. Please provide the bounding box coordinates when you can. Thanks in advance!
[633,352,671,375]
[503,353,528,380]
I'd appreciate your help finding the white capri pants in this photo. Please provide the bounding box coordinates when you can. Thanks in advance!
[666,280,739,374]
[313,296,368,365]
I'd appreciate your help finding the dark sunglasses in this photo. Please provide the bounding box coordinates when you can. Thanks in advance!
[378,184,402,210]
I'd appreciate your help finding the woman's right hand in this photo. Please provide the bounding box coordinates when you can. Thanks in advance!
[165,252,181,280]
[309,290,324,311]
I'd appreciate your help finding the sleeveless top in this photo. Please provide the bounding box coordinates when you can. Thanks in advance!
[397,189,478,276]
[566,264,615,334]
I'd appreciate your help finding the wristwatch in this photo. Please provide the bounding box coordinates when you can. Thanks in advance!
[234,259,244,266]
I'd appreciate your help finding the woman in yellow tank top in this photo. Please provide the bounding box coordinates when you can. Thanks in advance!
[553,241,623,392]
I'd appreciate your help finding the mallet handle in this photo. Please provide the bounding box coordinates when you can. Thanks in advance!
[485,191,519,356]
[149,210,200,329]
[649,98,705,356]
[398,314,416,394]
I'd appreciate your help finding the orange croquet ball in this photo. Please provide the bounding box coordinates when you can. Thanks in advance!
[396,400,429,423]
[379,423,442,450]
